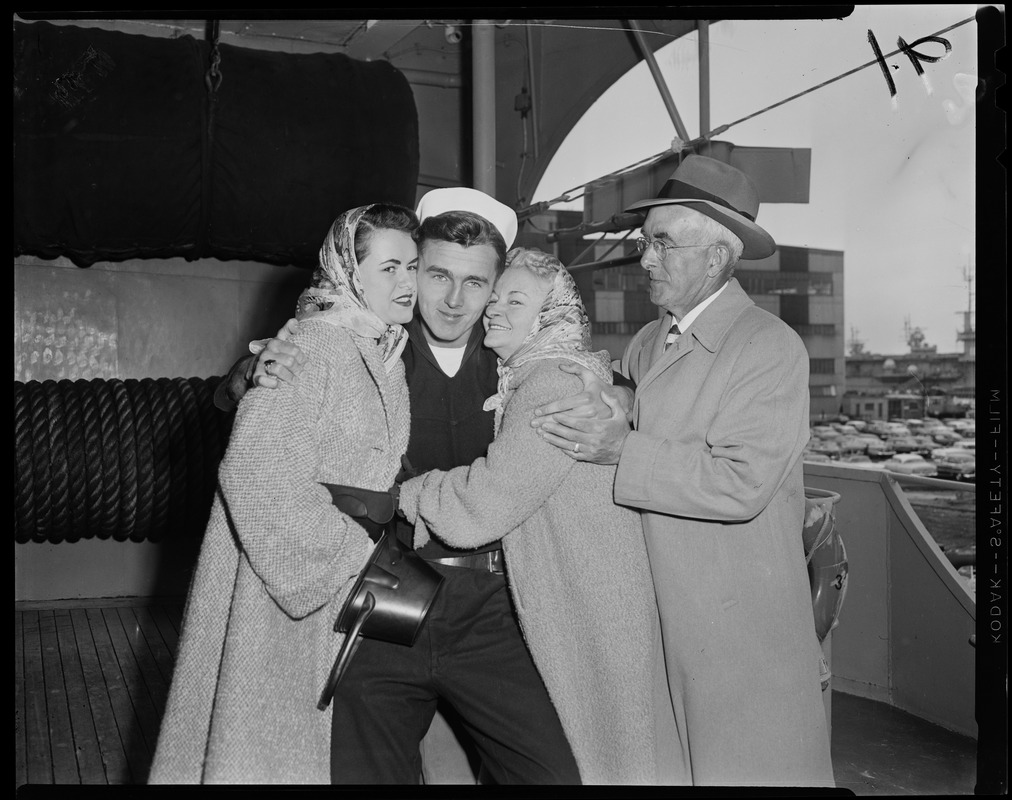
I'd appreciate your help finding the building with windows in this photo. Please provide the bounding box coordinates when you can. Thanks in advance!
[736,245,845,419]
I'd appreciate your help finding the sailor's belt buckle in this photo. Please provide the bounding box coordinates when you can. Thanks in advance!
[429,549,504,574]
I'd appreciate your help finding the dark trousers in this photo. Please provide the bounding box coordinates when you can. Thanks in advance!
[330,563,581,785]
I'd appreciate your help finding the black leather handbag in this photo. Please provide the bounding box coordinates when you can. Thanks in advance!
[317,483,444,711]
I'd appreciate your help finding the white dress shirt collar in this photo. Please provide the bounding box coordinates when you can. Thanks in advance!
[669,281,729,334]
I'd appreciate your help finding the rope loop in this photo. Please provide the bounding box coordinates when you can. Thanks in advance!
[204,20,223,94]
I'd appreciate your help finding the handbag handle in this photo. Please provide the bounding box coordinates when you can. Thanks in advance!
[317,591,376,710]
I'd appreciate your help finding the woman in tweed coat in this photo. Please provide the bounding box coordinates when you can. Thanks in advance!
[149,204,417,784]
[398,248,683,786]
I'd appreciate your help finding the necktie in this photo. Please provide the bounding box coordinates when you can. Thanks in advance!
[664,321,681,350]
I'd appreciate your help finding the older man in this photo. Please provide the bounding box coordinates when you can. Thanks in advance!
[217,189,581,785]
[533,155,834,787]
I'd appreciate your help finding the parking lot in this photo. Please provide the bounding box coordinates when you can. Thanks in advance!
[805,417,976,581]
[804,416,975,482]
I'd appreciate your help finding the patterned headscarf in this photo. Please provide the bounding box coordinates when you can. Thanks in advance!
[483,247,612,417]
[294,205,410,371]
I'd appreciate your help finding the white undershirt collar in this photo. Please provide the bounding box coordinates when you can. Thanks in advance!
[430,344,466,377]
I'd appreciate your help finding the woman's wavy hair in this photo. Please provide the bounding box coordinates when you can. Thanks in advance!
[354,203,419,262]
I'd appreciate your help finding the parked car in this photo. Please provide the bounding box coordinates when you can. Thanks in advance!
[809,439,841,458]
[866,421,893,437]
[889,436,922,453]
[932,430,964,445]
[839,454,886,470]
[881,453,938,477]
[935,452,975,482]
[929,446,971,461]
[802,450,833,464]
[848,420,869,432]
[837,436,869,454]
[811,425,840,439]
[909,435,937,456]
[866,439,896,459]
[945,419,975,434]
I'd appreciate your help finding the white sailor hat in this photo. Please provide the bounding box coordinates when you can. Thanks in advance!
[415,187,519,248]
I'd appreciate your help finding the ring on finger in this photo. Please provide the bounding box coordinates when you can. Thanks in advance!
[264,359,276,376]
[574,442,580,454]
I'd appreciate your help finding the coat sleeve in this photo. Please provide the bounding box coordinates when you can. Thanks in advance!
[213,353,257,413]
[618,320,658,384]
[399,365,578,548]
[217,324,373,619]
[615,320,810,522]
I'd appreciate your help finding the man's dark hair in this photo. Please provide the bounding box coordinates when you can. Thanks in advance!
[354,203,419,263]
[416,211,508,275]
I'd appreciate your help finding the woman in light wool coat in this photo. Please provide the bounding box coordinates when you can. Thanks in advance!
[398,248,684,786]
[149,204,418,784]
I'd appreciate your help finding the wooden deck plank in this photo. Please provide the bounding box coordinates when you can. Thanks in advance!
[17,596,188,611]
[122,610,176,691]
[22,610,52,785]
[102,608,163,781]
[38,611,80,784]
[16,611,29,788]
[71,609,131,785]
[149,601,183,653]
[54,609,107,784]
[117,606,172,711]
[85,607,148,784]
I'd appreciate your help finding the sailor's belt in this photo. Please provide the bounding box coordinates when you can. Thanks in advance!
[427,549,504,575]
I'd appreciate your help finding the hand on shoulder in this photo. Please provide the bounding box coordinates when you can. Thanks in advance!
[251,317,311,390]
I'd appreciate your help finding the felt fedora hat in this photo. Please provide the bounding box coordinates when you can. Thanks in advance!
[415,187,519,248]
[626,155,776,259]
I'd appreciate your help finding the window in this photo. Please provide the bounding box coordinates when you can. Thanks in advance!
[736,271,834,296]
[789,324,836,336]
[811,358,836,375]
[593,265,647,292]
[779,247,810,273]
[780,295,808,325]
[591,321,646,335]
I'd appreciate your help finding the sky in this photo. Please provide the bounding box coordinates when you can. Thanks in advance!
[532,5,985,356]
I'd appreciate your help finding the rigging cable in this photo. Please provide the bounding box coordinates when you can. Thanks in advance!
[518,14,977,222]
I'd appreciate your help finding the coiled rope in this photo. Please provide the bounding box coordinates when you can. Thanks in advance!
[13,377,233,544]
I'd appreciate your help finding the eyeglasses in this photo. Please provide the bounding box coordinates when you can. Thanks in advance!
[635,237,714,258]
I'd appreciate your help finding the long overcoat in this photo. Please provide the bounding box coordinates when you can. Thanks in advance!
[614,279,834,787]
[400,359,685,786]
[149,320,410,784]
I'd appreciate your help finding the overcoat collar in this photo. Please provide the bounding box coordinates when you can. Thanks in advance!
[635,278,755,398]
[352,330,408,453]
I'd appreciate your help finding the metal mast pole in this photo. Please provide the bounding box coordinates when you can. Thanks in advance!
[698,20,710,136]
[472,20,497,194]
[627,19,690,143]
